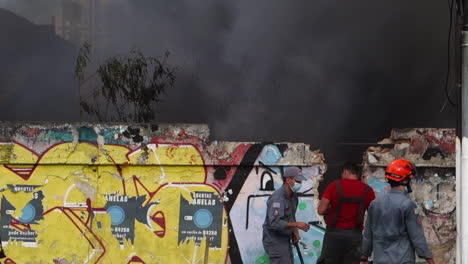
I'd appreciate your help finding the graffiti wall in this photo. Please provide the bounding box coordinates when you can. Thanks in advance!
[0,122,326,264]
[362,128,456,264]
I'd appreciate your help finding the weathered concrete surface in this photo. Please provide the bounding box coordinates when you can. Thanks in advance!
[0,122,326,264]
[363,128,456,263]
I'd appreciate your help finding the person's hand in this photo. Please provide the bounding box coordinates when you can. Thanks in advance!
[296,222,310,232]
[292,228,300,244]
[359,262,369,264]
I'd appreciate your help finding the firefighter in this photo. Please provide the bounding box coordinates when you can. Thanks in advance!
[262,166,310,264]
[359,159,435,264]
[317,162,376,264]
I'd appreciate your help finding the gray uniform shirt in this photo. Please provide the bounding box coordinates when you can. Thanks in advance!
[262,185,298,256]
[361,189,433,264]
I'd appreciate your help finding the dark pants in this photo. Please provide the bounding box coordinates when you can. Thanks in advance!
[268,249,293,264]
[317,228,362,264]
[265,244,294,264]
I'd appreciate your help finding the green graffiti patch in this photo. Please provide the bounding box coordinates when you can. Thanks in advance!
[43,130,73,142]
[102,128,128,144]
[79,127,98,142]
[255,255,271,264]
[313,240,321,247]
[298,202,307,210]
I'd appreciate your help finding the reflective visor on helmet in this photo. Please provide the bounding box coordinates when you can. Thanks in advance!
[385,172,405,180]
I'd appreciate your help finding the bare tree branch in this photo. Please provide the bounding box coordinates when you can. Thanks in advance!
[74,43,176,123]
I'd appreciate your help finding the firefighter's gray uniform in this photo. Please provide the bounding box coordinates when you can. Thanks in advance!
[361,189,433,264]
[262,185,298,264]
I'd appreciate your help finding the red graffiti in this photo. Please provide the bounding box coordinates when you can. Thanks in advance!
[151,211,166,238]
[127,256,146,263]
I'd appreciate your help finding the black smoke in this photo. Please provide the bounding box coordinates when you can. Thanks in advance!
[0,8,76,121]
[0,0,457,180]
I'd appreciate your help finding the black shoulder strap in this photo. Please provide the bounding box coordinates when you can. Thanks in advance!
[329,180,342,228]
[329,181,371,229]
[354,185,371,229]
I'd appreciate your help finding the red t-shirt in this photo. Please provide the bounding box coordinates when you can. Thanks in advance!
[322,178,376,229]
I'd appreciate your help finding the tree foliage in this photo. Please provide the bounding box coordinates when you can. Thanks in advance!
[74,42,176,123]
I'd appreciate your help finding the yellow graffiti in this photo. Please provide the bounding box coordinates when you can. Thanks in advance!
[0,142,228,263]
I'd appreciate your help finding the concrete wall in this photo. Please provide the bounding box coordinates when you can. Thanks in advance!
[362,128,456,263]
[0,122,326,264]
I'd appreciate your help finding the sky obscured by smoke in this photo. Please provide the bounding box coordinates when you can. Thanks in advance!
[0,0,457,165]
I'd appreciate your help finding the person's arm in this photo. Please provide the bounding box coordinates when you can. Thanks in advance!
[404,201,434,262]
[360,203,374,263]
[266,198,288,231]
[266,198,310,234]
[292,228,300,244]
[291,197,308,235]
[286,221,310,231]
[318,181,334,216]
[317,198,330,215]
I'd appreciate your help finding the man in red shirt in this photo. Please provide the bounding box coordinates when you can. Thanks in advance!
[317,162,375,264]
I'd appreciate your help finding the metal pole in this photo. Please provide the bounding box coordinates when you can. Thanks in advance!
[457,2,467,263]
[294,242,304,264]
[460,2,468,259]
[457,137,462,264]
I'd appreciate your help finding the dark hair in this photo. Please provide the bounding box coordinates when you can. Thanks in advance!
[387,178,401,187]
[388,178,408,187]
[342,162,360,175]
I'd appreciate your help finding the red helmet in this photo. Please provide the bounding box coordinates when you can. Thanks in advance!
[385,159,414,182]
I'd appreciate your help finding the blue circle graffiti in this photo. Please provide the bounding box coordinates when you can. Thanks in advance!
[107,205,125,225]
[193,209,213,229]
[19,203,36,223]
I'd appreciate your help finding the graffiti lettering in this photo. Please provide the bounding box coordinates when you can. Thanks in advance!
[0,125,325,264]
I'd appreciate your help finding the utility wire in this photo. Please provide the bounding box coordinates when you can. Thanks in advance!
[443,0,457,109]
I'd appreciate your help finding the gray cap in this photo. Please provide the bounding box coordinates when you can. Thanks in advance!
[283,167,306,182]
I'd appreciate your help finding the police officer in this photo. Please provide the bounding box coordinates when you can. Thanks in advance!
[360,159,435,264]
[262,166,310,264]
